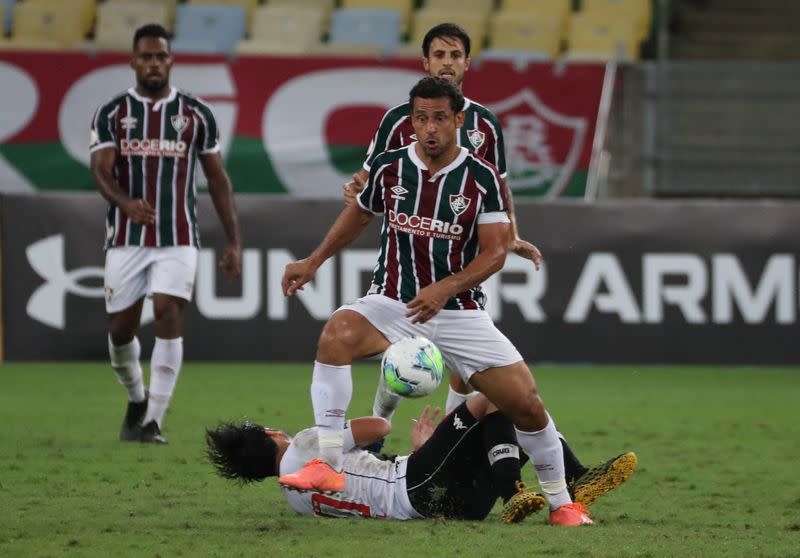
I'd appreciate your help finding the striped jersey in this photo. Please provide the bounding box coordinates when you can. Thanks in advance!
[90,87,220,249]
[363,97,507,177]
[280,427,420,520]
[357,144,510,310]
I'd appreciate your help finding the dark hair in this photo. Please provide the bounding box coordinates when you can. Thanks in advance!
[409,76,465,114]
[205,421,278,483]
[422,23,471,58]
[133,23,171,52]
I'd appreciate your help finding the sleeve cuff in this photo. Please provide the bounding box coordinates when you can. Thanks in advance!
[477,211,511,225]
[89,142,116,153]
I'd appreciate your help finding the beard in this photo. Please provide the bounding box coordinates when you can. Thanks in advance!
[138,75,168,94]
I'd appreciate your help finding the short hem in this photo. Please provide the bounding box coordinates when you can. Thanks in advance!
[460,357,525,381]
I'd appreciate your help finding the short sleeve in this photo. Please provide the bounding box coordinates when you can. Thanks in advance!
[90,103,118,153]
[357,157,386,215]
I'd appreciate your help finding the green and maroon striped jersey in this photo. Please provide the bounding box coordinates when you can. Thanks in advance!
[362,97,507,178]
[357,144,510,310]
[90,87,220,249]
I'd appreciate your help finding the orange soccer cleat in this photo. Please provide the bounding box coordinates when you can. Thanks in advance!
[549,502,593,526]
[278,459,345,494]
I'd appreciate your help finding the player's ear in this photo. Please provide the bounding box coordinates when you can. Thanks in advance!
[464,56,471,73]
[455,110,465,128]
[423,56,430,73]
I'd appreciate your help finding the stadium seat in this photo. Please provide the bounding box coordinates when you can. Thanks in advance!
[1,0,13,36]
[235,4,324,55]
[341,0,413,33]
[189,0,260,27]
[26,0,96,35]
[488,11,563,58]
[500,0,572,34]
[328,8,402,56]
[90,2,170,51]
[171,4,246,55]
[268,0,335,31]
[566,11,638,60]
[106,0,178,27]
[411,9,488,55]
[7,2,85,48]
[580,0,652,42]
[423,0,494,17]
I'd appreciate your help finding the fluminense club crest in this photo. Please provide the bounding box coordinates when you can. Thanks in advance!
[449,194,471,215]
[171,114,189,134]
[467,129,485,150]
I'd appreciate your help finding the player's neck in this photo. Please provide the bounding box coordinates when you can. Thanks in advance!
[135,84,171,101]
[418,143,461,176]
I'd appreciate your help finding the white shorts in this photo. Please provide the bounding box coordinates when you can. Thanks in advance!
[337,294,523,382]
[104,246,198,313]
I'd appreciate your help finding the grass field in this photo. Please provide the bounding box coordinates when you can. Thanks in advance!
[1,363,798,557]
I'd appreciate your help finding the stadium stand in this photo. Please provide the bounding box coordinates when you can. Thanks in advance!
[235,3,325,55]
[566,11,639,60]
[170,3,246,55]
[269,0,335,32]
[85,1,170,51]
[1,0,13,36]
[341,0,413,33]
[327,8,402,56]
[188,0,260,27]
[500,0,571,35]
[581,0,652,42]
[486,11,563,58]
[26,0,96,35]
[105,0,178,27]
[423,0,494,17]
[0,1,86,49]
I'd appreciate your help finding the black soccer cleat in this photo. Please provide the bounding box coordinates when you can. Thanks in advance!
[139,421,168,444]
[119,397,148,442]
[568,452,637,506]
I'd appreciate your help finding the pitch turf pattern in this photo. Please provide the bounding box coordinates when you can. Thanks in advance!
[1,364,799,557]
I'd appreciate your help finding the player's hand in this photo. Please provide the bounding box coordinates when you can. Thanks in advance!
[405,282,450,324]
[511,238,542,270]
[411,405,441,451]
[121,198,156,226]
[342,172,366,207]
[282,258,317,296]
[219,243,242,279]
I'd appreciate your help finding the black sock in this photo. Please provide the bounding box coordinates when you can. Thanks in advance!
[481,412,522,503]
[560,437,588,484]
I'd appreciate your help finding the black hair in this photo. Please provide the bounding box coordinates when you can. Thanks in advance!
[409,76,465,114]
[422,23,471,58]
[133,23,171,52]
[205,421,278,483]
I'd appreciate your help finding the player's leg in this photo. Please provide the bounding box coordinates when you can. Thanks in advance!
[139,247,197,443]
[105,247,149,441]
[444,372,479,413]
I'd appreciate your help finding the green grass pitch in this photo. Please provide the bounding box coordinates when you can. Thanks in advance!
[1,363,798,557]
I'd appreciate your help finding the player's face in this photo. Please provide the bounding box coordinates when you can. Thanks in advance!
[423,36,471,87]
[411,96,465,160]
[132,36,172,94]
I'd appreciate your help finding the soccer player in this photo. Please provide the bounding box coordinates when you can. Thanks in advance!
[345,23,636,504]
[281,76,590,525]
[90,24,242,444]
[207,396,549,523]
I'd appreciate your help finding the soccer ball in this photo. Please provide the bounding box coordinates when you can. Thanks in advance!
[381,336,444,398]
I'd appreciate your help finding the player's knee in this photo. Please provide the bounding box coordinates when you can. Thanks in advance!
[316,313,363,361]
[507,390,547,431]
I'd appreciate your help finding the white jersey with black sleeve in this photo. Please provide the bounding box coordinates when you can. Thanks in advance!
[279,427,422,520]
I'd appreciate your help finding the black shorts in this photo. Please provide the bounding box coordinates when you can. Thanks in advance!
[405,403,498,520]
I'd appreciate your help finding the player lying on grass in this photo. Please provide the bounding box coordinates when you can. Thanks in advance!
[207,395,559,523]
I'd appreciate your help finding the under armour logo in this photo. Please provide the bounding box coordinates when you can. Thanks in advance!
[26,234,153,330]
[452,414,466,430]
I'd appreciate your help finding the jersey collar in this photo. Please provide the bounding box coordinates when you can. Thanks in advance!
[408,143,469,180]
[127,86,178,111]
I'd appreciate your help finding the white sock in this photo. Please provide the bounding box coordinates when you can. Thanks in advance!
[444,385,480,414]
[311,361,352,472]
[515,412,572,510]
[372,370,401,421]
[143,337,183,429]
[108,335,145,402]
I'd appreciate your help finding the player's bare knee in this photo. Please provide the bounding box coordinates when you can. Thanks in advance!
[508,391,547,431]
[316,314,362,362]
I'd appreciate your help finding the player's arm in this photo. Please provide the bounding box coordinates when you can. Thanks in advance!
[201,152,242,279]
[343,168,369,207]
[405,220,510,324]
[90,147,155,225]
[502,177,542,270]
[348,417,392,449]
[282,203,373,296]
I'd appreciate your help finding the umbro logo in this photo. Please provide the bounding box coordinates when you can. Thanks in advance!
[390,185,409,200]
[120,116,138,130]
[453,414,467,430]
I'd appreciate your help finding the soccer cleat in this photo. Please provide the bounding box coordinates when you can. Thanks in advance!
[119,397,148,442]
[569,452,638,507]
[501,481,547,524]
[549,502,593,526]
[278,459,345,494]
[139,421,168,444]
